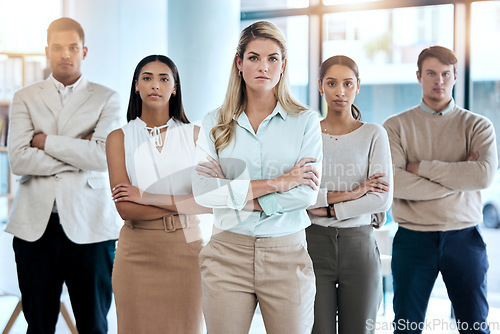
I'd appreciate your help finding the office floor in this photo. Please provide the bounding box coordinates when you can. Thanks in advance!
[2,224,500,333]
[2,292,499,334]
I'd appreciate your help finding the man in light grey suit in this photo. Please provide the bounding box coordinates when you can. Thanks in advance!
[7,17,122,334]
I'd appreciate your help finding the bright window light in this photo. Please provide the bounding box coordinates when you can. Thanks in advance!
[0,0,62,52]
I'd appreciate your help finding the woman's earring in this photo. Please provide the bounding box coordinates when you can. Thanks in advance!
[135,91,139,95]
[238,71,242,77]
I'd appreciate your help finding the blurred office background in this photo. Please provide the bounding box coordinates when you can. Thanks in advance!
[1,0,500,333]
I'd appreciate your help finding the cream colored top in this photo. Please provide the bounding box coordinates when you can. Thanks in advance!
[309,123,393,228]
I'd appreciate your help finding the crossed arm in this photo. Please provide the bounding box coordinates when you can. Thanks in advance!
[106,127,212,220]
[308,173,390,217]
[308,128,393,219]
[383,116,497,201]
[8,90,121,175]
[195,155,321,213]
[191,114,322,215]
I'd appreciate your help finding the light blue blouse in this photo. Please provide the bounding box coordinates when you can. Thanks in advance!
[192,103,323,237]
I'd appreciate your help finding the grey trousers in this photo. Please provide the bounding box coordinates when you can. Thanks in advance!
[306,224,382,334]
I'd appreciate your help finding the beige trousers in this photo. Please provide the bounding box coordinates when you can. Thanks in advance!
[199,228,315,334]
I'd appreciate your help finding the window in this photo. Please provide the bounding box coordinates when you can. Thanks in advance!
[471,1,500,157]
[323,0,381,4]
[0,0,62,52]
[241,0,309,12]
[322,5,454,123]
[241,16,310,105]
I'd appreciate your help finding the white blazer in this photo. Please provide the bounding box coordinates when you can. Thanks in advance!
[7,76,123,243]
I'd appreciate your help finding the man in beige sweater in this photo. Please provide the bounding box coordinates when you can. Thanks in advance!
[384,46,497,334]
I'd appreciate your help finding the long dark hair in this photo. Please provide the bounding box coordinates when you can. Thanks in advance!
[126,55,189,123]
[319,55,362,121]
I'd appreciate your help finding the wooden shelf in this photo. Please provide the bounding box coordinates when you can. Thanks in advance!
[0,52,45,57]
[0,52,46,92]
[0,52,43,217]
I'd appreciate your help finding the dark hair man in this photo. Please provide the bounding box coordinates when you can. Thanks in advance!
[7,17,122,333]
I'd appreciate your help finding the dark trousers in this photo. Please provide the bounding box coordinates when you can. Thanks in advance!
[13,213,116,334]
[306,224,382,334]
[392,225,489,334]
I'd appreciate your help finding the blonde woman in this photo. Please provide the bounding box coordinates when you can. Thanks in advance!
[192,21,322,334]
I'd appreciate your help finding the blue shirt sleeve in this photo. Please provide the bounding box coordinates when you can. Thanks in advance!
[258,111,323,215]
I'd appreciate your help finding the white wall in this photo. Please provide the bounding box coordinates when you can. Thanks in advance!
[63,0,240,124]
[168,0,240,122]
[63,0,168,121]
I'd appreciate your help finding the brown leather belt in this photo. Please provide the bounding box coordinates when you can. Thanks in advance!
[124,215,199,233]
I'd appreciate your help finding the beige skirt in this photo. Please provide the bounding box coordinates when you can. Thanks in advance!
[112,215,204,334]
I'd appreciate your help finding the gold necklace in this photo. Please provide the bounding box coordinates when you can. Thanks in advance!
[322,120,360,137]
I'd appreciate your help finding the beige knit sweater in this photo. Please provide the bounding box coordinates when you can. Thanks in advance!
[383,104,498,231]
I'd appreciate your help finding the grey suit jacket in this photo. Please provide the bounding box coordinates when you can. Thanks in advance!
[6,76,123,243]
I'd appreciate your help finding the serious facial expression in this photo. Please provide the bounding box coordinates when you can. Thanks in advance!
[417,57,457,106]
[135,61,176,110]
[236,38,285,94]
[319,64,360,114]
[46,30,87,86]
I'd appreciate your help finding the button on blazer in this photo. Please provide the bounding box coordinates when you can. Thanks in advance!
[7,76,123,243]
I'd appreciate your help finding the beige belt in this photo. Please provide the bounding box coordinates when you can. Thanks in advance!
[124,214,199,233]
